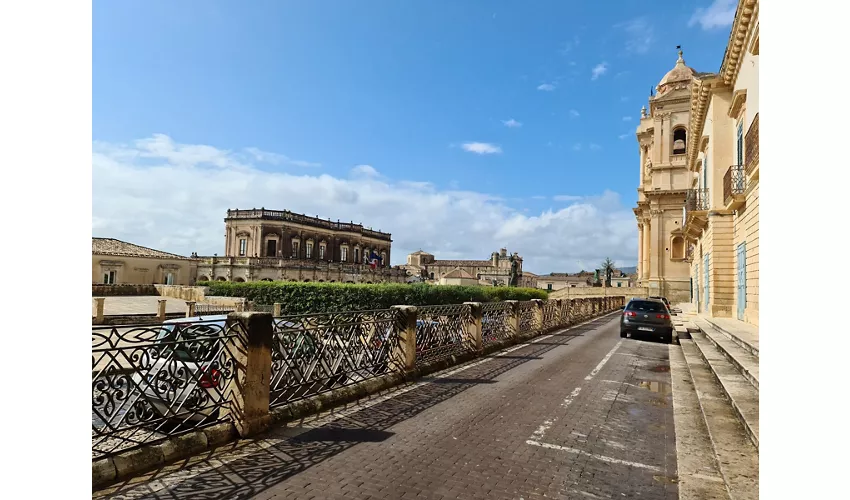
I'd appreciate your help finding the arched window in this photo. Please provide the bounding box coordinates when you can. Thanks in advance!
[672,128,687,155]
[429,272,435,280]
[234,277,246,282]
[671,236,685,259]
[197,276,210,282]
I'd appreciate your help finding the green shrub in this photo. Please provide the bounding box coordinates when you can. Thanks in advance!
[197,281,548,315]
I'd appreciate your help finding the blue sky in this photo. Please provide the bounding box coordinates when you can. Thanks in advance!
[92,0,738,274]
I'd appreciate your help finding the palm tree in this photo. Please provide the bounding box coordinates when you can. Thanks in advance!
[600,257,617,286]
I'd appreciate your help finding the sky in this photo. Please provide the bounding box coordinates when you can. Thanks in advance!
[92,0,738,275]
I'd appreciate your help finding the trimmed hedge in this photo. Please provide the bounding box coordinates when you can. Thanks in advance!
[198,281,548,315]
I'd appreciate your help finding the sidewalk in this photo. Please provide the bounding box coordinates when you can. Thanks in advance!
[674,303,759,357]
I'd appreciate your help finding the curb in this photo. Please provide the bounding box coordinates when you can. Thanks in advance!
[93,308,621,490]
[702,317,759,358]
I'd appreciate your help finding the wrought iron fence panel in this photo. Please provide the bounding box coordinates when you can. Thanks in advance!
[415,304,474,364]
[559,301,571,326]
[541,301,561,331]
[195,304,237,315]
[269,309,401,408]
[518,301,539,334]
[481,302,513,345]
[92,319,243,460]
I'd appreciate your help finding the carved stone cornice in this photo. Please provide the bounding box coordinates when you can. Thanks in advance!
[650,209,665,216]
[699,135,710,153]
[720,0,758,86]
[99,260,124,267]
[687,76,717,171]
[235,230,250,237]
[159,264,181,270]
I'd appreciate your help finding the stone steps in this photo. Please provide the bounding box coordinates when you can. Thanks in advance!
[702,317,759,359]
[693,319,759,391]
[690,330,759,450]
[679,339,760,500]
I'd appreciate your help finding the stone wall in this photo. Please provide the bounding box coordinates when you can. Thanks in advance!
[92,284,210,301]
[550,286,650,300]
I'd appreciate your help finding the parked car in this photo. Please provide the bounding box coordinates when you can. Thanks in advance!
[648,296,672,311]
[620,298,674,344]
[131,315,323,424]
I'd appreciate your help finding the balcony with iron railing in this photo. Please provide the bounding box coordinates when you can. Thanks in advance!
[683,188,710,238]
[723,164,747,209]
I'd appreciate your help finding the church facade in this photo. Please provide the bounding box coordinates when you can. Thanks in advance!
[632,49,709,303]
[403,248,525,287]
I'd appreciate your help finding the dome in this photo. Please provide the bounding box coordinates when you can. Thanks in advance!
[657,49,697,91]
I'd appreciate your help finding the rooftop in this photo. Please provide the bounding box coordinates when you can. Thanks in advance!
[442,268,476,280]
[92,238,192,260]
[225,208,392,241]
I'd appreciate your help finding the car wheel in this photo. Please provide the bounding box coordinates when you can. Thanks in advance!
[620,330,627,338]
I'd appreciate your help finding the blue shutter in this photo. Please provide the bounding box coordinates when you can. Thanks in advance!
[737,122,744,166]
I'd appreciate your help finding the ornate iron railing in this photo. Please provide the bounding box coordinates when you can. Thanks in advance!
[745,113,759,174]
[415,304,474,364]
[194,304,237,315]
[723,165,746,205]
[481,302,514,345]
[541,300,561,331]
[92,319,243,459]
[269,309,401,408]
[518,301,539,334]
[685,188,710,213]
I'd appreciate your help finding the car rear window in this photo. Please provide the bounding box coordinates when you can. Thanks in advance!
[627,300,666,313]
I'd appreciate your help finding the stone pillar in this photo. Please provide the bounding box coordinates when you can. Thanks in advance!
[531,299,544,333]
[186,301,196,318]
[556,299,568,327]
[235,298,246,312]
[642,219,651,280]
[464,302,483,352]
[637,224,644,279]
[157,299,167,321]
[273,303,282,317]
[504,300,520,337]
[224,312,273,437]
[391,306,418,371]
[93,297,105,324]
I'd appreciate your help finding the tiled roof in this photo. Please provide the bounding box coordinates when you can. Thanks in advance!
[442,268,476,279]
[433,259,493,267]
[92,237,191,260]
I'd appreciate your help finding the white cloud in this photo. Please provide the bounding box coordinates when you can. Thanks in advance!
[462,142,502,155]
[572,143,582,151]
[92,134,637,273]
[689,0,736,30]
[622,116,632,122]
[244,145,321,168]
[502,119,522,128]
[620,96,629,102]
[351,164,379,177]
[537,83,556,91]
[616,17,654,55]
[531,195,547,200]
[569,109,580,118]
[591,63,608,81]
[619,133,632,140]
[554,195,583,202]
[589,143,602,151]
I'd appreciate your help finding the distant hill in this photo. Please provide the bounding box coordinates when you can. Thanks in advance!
[618,266,637,274]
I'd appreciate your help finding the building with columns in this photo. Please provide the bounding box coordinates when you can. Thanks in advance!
[683,0,759,325]
[403,248,525,287]
[633,48,709,303]
[196,208,407,283]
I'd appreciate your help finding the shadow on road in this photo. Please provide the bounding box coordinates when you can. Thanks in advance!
[97,316,616,500]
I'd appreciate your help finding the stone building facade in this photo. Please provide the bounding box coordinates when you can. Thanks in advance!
[633,48,711,304]
[92,238,198,285]
[404,248,524,287]
[683,0,759,325]
[196,209,407,283]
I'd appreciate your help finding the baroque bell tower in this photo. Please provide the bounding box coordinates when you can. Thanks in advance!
[633,48,701,303]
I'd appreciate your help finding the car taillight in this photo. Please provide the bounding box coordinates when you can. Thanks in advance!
[656,314,670,320]
[199,367,221,388]
[623,311,637,317]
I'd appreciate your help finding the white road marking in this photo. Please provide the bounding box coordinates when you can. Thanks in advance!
[585,340,624,380]
[526,440,662,472]
[560,386,583,408]
[102,312,620,496]
[602,380,643,389]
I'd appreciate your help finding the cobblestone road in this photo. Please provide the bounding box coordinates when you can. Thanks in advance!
[95,313,677,500]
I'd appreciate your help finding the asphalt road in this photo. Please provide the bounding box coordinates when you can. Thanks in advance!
[95,313,678,500]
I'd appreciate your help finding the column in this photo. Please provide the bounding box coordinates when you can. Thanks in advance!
[642,219,651,279]
[639,146,646,188]
[649,213,661,280]
[637,224,644,279]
